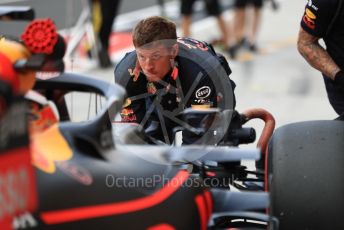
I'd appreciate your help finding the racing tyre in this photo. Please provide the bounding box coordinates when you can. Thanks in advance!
[268,120,344,229]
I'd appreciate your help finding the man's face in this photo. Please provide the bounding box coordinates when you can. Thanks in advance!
[136,43,178,82]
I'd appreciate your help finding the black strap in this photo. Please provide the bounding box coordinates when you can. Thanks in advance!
[326,0,343,36]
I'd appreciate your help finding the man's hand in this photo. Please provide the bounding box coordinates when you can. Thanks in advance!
[334,70,344,89]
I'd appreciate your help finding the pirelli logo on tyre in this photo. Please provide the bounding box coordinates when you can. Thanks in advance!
[195,86,211,99]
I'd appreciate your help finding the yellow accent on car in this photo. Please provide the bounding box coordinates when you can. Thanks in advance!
[31,124,73,174]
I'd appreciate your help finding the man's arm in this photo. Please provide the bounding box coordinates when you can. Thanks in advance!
[297,27,341,80]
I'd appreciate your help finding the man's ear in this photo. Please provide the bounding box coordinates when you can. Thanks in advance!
[170,43,179,59]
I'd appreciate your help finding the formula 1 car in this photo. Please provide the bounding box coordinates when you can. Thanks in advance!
[1,10,273,230]
[1,6,344,230]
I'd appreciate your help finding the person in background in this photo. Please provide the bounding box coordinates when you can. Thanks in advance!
[297,0,344,116]
[180,0,234,56]
[231,0,263,53]
[91,0,121,68]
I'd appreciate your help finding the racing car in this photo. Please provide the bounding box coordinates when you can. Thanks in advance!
[1,9,273,230]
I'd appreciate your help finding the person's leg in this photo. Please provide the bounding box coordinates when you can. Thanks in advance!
[235,10,246,42]
[181,15,192,37]
[99,0,121,50]
[97,0,121,67]
[180,0,195,37]
[233,0,247,45]
[226,0,247,58]
[90,0,101,35]
[216,16,229,46]
[247,0,263,51]
[205,0,228,46]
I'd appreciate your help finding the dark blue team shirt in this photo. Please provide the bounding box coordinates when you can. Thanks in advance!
[301,0,344,69]
[114,37,235,144]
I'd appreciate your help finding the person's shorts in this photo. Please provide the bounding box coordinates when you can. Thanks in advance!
[181,0,221,16]
[234,0,263,8]
[323,74,344,115]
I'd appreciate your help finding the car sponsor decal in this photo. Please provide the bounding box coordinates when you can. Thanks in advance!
[13,212,38,229]
[195,86,211,99]
[40,171,190,224]
[0,100,37,228]
[29,101,58,134]
[56,161,93,186]
[31,124,73,174]
[0,148,38,229]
